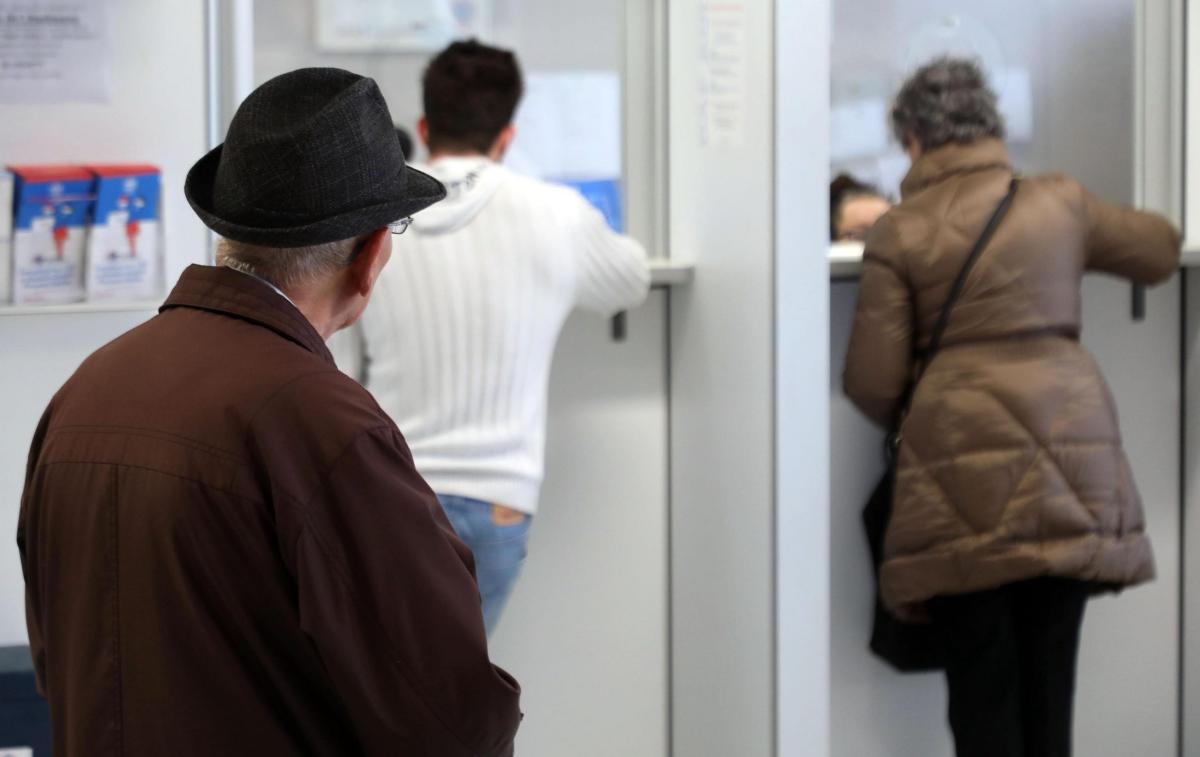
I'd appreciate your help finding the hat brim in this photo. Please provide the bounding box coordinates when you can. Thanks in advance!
[184,143,447,248]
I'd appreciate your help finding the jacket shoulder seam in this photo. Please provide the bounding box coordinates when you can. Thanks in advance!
[44,425,248,466]
[33,459,267,507]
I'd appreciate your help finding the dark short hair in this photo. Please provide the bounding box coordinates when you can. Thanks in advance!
[422,39,523,154]
[891,57,1005,151]
[829,174,883,240]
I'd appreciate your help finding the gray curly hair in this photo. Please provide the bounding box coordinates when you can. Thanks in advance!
[890,57,1005,151]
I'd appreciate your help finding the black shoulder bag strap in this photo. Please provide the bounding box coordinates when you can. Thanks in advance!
[865,179,1019,674]
[924,177,1020,365]
[888,178,1019,452]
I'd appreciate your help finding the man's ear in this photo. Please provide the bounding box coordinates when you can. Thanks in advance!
[489,125,517,161]
[417,117,431,149]
[346,228,392,297]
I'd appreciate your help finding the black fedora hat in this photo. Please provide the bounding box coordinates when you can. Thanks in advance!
[186,68,445,248]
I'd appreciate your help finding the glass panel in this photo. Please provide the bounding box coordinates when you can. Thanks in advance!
[832,1,1134,205]
[251,0,630,230]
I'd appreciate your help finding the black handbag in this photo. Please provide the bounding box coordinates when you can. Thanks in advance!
[863,178,1019,673]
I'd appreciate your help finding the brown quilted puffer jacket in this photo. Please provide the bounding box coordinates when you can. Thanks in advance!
[843,138,1181,613]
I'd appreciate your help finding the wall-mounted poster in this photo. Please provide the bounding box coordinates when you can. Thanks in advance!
[0,1,111,102]
[314,0,493,52]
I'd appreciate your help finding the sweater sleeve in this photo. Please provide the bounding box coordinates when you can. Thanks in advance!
[569,195,651,315]
[286,425,522,756]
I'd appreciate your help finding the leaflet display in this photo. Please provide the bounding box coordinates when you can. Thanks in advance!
[10,165,91,305]
[85,165,161,301]
[0,173,11,304]
[2,163,162,306]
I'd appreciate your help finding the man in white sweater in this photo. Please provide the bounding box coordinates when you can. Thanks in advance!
[333,40,650,634]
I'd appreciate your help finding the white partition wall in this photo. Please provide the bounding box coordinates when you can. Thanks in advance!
[1184,0,1200,753]
[776,1,833,755]
[0,0,211,645]
[491,299,669,756]
[666,1,777,754]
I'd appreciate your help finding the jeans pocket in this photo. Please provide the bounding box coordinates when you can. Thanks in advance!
[478,517,531,548]
[475,523,531,570]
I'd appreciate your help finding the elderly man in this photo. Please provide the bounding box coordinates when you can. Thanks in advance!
[17,68,521,756]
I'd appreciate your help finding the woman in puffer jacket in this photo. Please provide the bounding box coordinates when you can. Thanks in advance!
[843,57,1180,757]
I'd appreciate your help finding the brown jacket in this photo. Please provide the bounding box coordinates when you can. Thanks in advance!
[18,265,521,756]
[844,139,1180,612]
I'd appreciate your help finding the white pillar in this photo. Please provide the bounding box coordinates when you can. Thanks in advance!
[776,0,832,754]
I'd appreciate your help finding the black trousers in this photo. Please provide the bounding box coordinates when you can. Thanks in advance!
[928,577,1089,757]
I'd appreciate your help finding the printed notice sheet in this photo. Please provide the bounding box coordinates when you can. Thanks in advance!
[698,1,747,149]
[0,1,111,102]
[315,0,493,52]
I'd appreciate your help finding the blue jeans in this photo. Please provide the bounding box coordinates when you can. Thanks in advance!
[437,494,531,636]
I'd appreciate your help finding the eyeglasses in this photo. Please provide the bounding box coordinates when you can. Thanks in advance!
[345,218,416,266]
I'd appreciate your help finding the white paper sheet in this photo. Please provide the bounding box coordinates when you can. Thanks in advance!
[314,0,493,52]
[0,1,111,102]
[831,99,889,163]
[697,1,747,149]
[508,71,622,181]
[995,67,1033,144]
[875,151,911,198]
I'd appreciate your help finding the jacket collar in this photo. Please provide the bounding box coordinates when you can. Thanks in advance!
[900,138,1011,198]
[160,265,334,364]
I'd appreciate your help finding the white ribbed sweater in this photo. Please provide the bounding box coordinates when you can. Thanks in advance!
[330,158,650,513]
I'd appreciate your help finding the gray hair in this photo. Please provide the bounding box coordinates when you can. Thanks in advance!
[891,57,1005,151]
[216,236,363,290]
